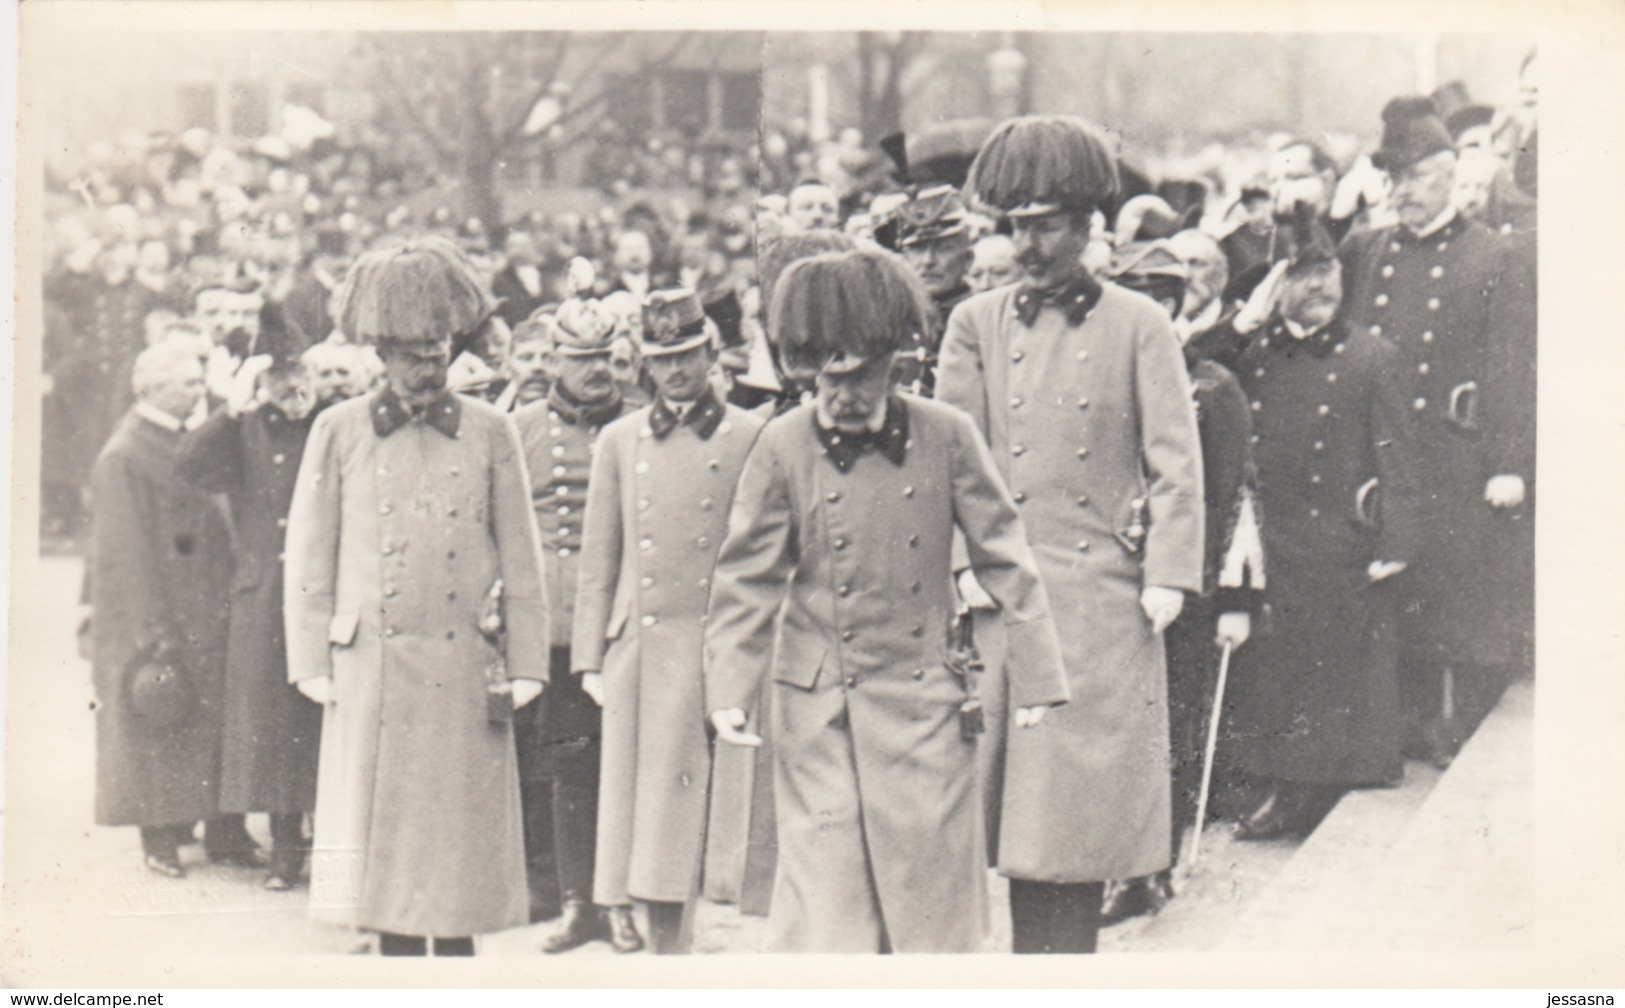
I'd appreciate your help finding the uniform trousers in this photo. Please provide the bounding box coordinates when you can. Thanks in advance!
[1164,596,1218,862]
[1009,880,1106,954]
[515,647,601,905]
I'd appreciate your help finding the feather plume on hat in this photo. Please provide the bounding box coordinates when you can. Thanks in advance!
[769,248,934,378]
[963,115,1120,217]
[333,235,492,346]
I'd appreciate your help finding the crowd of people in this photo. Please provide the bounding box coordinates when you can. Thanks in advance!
[62,48,1537,959]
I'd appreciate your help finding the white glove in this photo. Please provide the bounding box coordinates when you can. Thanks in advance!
[1330,155,1377,220]
[711,708,763,748]
[1485,474,1526,509]
[956,569,996,611]
[1141,586,1185,635]
[226,354,274,416]
[510,678,544,710]
[1233,259,1291,334]
[1215,611,1252,650]
[579,672,605,707]
[1368,560,1407,582]
[297,676,334,705]
[1014,705,1056,728]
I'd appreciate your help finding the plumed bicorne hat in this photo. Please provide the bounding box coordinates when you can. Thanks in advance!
[333,235,493,348]
[1371,96,1455,173]
[965,115,1120,219]
[640,287,712,357]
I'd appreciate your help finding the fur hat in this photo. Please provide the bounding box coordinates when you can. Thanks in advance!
[964,115,1120,218]
[769,248,934,378]
[333,236,493,347]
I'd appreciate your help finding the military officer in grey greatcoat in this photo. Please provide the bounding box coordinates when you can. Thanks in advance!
[573,288,766,954]
[284,237,549,956]
[937,115,1206,954]
[513,294,643,954]
[706,248,1069,954]
[1339,96,1533,767]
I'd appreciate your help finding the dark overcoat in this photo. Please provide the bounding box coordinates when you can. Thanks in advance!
[1340,213,1528,667]
[283,390,549,938]
[1224,319,1423,785]
[572,397,765,905]
[704,397,1069,953]
[937,281,1205,884]
[89,410,232,826]
[177,405,320,815]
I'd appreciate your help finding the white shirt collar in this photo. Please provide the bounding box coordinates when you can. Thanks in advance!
[1409,206,1457,240]
[1283,317,1323,340]
[135,401,187,432]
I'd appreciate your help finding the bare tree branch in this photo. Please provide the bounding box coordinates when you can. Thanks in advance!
[370,43,458,163]
[510,31,698,154]
[496,31,577,146]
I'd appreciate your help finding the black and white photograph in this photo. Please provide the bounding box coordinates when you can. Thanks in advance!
[3,0,1622,991]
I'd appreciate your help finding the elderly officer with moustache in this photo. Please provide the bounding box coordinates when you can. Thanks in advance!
[705,247,1069,954]
[1224,211,1423,838]
[1339,96,1532,768]
[513,288,643,954]
[937,115,1206,954]
[573,288,766,954]
[283,237,548,956]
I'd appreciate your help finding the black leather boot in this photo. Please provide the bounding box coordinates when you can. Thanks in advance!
[605,905,645,954]
[540,898,608,954]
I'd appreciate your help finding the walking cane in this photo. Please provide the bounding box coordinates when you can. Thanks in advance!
[1189,640,1234,868]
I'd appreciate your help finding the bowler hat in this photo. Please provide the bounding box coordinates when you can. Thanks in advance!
[126,657,193,729]
[1371,96,1454,172]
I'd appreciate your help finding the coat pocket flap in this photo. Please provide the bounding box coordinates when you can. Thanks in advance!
[328,611,360,647]
[770,641,828,691]
[605,604,629,643]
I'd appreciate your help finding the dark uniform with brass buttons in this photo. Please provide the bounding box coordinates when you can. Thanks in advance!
[1224,317,1423,786]
[1341,209,1528,733]
[705,395,1068,953]
[513,384,632,921]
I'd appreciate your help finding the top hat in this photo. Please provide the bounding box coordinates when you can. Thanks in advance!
[640,287,712,357]
[1371,96,1454,173]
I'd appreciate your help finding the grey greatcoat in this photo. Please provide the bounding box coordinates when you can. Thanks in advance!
[705,396,1069,953]
[937,281,1205,884]
[89,409,232,827]
[283,389,549,938]
[572,395,765,906]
